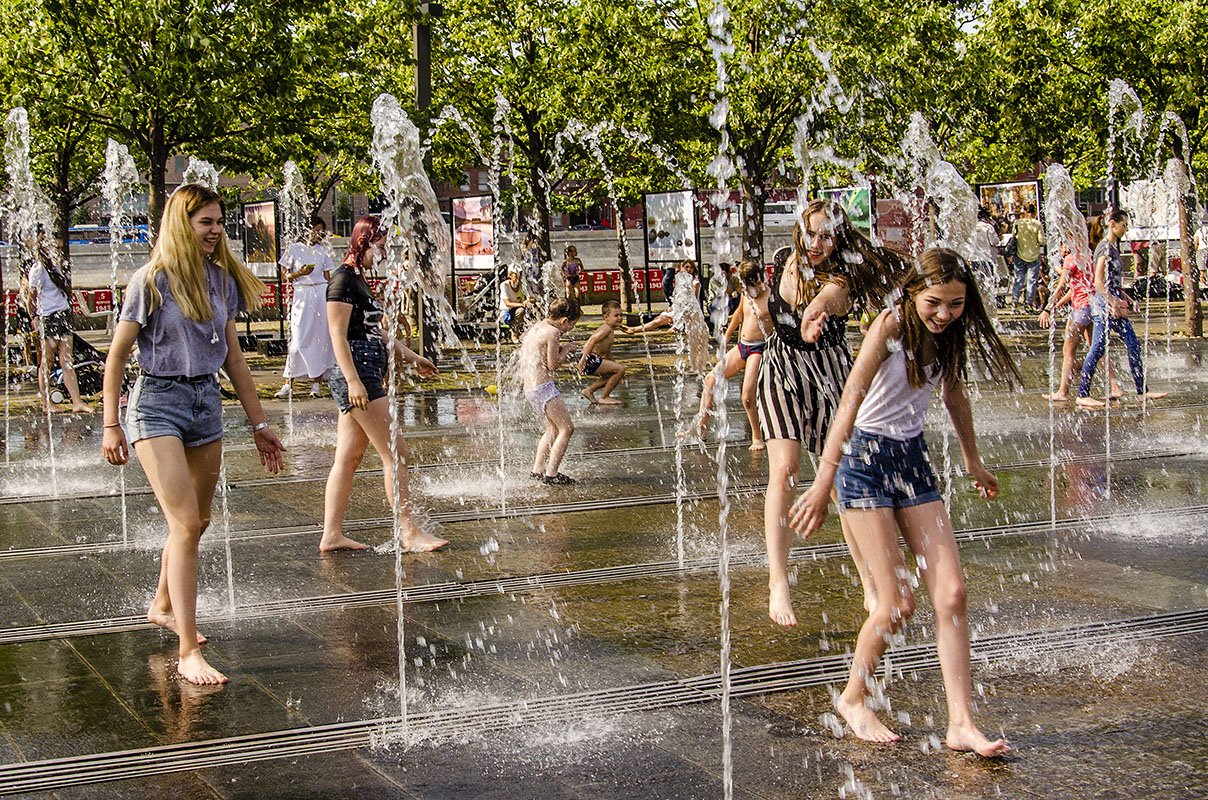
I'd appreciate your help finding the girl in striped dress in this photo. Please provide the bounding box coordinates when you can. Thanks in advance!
[759,198,904,626]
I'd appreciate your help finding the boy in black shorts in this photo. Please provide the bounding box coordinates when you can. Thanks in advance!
[578,300,627,405]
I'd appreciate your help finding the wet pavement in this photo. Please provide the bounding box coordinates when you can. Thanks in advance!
[0,331,1205,798]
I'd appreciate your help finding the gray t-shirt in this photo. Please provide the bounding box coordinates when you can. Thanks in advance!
[120,261,242,377]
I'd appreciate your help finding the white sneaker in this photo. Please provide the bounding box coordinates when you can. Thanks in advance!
[274,384,292,399]
[310,381,322,397]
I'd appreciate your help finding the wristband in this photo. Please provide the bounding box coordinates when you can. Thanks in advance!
[820,455,841,468]
[103,422,122,429]
[252,422,270,433]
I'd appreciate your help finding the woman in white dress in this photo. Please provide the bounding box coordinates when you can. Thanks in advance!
[275,220,336,398]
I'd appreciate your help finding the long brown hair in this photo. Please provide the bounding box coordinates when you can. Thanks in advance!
[343,215,386,274]
[145,184,264,321]
[789,198,905,313]
[897,247,1021,389]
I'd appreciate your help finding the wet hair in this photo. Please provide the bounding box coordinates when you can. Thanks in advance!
[790,198,906,314]
[145,183,264,320]
[600,299,622,315]
[897,247,1021,389]
[1087,214,1104,250]
[30,228,69,297]
[548,297,581,323]
[1107,209,1130,224]
[310,217,327,230]
[344,215,387,274]
[738,259,764,287]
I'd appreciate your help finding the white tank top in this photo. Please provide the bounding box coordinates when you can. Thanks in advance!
[854,345,939,440]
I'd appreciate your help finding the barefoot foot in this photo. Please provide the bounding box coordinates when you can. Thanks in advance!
[1075,396,1105,409]
[580,389,597,404]
[768,583,797,626]
[1045,392,1070,402]
[403,529,449,552]
[835,694,900,744]
[748,439,766,451]
[319,534,371,552]
[1142,391,1168,400]
[946,721,1011,757]
[597,396,622,405]
[176,650,228,685]
[147,610,207,645]
[72,403,94,413]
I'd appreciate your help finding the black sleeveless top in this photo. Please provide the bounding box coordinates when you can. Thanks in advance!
[767,264,849,351]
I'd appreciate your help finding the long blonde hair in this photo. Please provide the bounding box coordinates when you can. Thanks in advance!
[144,184,264,321]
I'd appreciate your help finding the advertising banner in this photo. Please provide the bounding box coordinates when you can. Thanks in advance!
[242,200,278,280]
[977,180,1041,222]
[451,195,495,272]
[643,190,697,263]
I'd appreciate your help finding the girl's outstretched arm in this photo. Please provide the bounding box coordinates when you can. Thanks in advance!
[790,309,897,535]
[942,377,997,499]
[799,281,851,343]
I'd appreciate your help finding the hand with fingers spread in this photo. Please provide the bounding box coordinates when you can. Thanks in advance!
[801,309,828,344]
[253,425,286,474]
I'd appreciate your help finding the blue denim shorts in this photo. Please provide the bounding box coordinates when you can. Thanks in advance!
[328,339,388,413]
[836,428,942,511]
[126,375,223,447]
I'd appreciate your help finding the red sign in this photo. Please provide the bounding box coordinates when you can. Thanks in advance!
[91,290,114,312]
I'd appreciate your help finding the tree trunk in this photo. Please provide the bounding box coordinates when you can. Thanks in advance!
[1180,177,1203,337]
[740,179,764,263]
[146,120,169,244]
[615,212,635,312]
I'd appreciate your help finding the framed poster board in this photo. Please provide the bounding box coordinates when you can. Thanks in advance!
[450,195,495,272]
[977,180,1041,223]
[1119,179,1179,241]
[819,186,875,237]
[642,190,698,264]
[242,200,278,280]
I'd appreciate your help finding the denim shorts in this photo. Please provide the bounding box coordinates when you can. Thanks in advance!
[126,375,223,447]
[328,339,388,413]
[836,428,942,511]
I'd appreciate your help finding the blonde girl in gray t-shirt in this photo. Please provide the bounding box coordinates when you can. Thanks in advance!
[101,184,286,686]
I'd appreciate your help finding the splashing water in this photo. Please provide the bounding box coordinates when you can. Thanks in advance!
[103,138,140,543]
[182,158,220,190]
[3,108,57,487]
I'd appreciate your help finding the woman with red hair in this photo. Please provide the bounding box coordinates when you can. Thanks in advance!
[320,216,447,552]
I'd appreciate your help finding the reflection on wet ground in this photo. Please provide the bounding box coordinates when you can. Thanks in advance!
[0,340,1204,797]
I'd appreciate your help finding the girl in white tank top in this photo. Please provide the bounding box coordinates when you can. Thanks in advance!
[787,247,1021,758]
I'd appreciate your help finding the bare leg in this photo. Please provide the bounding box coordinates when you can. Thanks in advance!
[57,338,92,412]
[700,347,744,437]
[765,439,800,626]
[898,503,1011,757]
[136,437,227,685]
[532,418,556,476]
[1048,322,1081,401]
[834,507,912,743]
[542,396,575,476]
[321,411,371,551]
[740,353,763,448]
[598,362,625,403]
[37,338,53,412]
[350,396,447,551]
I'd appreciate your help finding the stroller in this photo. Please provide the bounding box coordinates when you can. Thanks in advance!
[47,334,132,405]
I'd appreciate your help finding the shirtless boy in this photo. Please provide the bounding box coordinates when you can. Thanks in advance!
[579,299,627,405]
[521,298,582,485]
[699,259,772,449]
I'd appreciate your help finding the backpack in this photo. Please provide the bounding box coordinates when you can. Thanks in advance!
[1002,230,1018,261]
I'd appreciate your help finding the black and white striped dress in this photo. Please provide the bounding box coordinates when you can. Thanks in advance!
[756,266,853,454]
